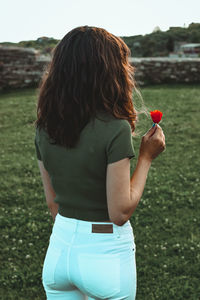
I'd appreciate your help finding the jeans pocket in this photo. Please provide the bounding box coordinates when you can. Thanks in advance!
[78,253,120,298]
[42,245,62,287]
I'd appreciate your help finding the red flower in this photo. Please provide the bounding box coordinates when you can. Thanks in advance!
[150,110,163,123]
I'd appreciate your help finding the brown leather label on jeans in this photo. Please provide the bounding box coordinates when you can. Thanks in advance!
[92,224,113,233]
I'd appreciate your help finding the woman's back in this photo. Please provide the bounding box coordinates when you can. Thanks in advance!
[35,110,135,222]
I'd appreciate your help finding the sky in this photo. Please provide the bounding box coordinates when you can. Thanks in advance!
[0,0,199,43]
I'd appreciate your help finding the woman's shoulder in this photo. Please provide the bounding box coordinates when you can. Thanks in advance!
[100,112,131,129]
[94,112,132,141]
[96,110,130,125]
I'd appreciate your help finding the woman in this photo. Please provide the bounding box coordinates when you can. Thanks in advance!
[34,25,165,300]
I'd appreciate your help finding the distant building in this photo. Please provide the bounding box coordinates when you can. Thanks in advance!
[153,26,161,33]
[174,41,187,53]
[180,43,200,57]
[169,42,200,58]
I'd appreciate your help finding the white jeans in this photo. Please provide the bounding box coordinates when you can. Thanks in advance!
[42,213,137,299]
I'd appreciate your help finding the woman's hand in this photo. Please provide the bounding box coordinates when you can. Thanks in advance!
[139,124,166,162]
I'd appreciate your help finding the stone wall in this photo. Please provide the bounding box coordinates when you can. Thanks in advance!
[0,46,50,90]
[130,57,200,86]
[0,46,200,90]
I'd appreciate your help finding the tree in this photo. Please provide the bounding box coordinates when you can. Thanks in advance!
[166,36,174,52]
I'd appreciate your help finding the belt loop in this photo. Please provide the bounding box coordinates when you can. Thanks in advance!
[115,225,121,238]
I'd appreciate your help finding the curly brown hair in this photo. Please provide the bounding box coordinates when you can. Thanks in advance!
[34,25,141,148]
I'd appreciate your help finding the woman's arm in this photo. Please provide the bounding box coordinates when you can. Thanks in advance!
[122,124,166,223]
[121,156,151,220]
[37,160,58,222]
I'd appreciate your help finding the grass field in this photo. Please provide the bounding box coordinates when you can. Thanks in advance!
[0,84,199,300]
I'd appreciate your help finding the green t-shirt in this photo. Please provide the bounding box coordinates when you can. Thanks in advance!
[34,111,135,221]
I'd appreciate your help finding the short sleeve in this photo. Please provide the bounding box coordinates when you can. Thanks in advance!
[34,136,42,161]
[106,120,135,164]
